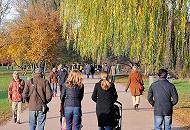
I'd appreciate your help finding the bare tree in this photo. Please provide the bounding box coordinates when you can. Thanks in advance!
[30,0,60,10]
[0,0,12,25]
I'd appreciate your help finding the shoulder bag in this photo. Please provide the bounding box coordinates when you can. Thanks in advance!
[31,79,49,114]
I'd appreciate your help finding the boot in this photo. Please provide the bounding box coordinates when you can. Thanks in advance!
[136,104,139,111]
[134,105,137,110]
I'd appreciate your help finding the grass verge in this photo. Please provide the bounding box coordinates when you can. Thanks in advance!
[0,75,12,125]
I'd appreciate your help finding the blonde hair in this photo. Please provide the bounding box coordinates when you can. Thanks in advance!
[66,70,83,88]
[101,72,110,91]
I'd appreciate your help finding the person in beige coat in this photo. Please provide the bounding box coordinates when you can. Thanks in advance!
[49,68,58,97]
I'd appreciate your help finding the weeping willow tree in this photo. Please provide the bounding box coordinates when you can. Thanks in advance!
[61,0,190,76]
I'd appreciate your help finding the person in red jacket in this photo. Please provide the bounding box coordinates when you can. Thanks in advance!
[8,71,25,124]
[49,68,58,97]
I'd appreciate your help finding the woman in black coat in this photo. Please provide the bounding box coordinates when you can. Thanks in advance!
[92,72,118,130]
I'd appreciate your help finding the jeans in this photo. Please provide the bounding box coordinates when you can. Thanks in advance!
[29,111,46,130]
[51,83,57,94]
[154,116,172,130]
[12,101,22,122]
[64,107,82,130]
[59,84,63,93]
[111,75,115,83]
[98,126,112,130]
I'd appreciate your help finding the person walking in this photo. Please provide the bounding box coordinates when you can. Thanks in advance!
[102,63,109,74]
[110,64,116,83]
[90,64,95,79]
[97,65,102,72]
[57,64,68,92]
[38,60,45,76]
[22,68,52,130]
[148,69,178,130]
[92,72,118,130]
[8,71,25,124]
[125,64,144,110]
[49,67,58,97]
[79,64,83,73]
[85,64,91,78]
[61,70,84,130]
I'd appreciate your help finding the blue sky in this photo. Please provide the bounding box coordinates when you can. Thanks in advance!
[5,8,18,20]
[2,0,19,24]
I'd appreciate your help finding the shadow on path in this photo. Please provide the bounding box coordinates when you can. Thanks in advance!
[85,90,126,95]
[172,126,190,130]
[21,115,61,124]
[82,107,153,116]
[175,106,190,109]
[122,107,153,111]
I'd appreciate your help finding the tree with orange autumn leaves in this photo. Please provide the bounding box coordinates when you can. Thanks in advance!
[0,5,62,66]
[0,31,10,62]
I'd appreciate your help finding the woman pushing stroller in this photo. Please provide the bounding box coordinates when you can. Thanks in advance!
[92,72,118,130]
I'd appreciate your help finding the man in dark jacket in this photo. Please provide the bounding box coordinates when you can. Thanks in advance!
[57,64,68,93]
[148,69,178,130]
[22,68,52,130]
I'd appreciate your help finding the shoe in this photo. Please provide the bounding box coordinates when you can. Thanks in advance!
[136,104,139,111]
[134,105,137,110]
[16,121,21,124]
[12,115,16,123]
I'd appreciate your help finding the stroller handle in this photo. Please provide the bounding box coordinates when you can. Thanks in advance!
[115,101,122,106]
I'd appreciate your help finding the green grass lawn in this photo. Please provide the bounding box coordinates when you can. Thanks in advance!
[0,74,12,124]
[0,66,15,73]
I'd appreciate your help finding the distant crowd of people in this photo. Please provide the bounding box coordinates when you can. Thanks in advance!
[7,63,178,130]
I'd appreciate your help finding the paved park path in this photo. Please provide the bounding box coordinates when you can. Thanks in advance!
[0,76,183,130]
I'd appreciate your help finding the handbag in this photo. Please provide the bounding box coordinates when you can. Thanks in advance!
[138,82,144,92]
[41,103,49,114]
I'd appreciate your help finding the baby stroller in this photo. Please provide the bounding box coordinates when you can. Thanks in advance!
[113,101,122,130]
